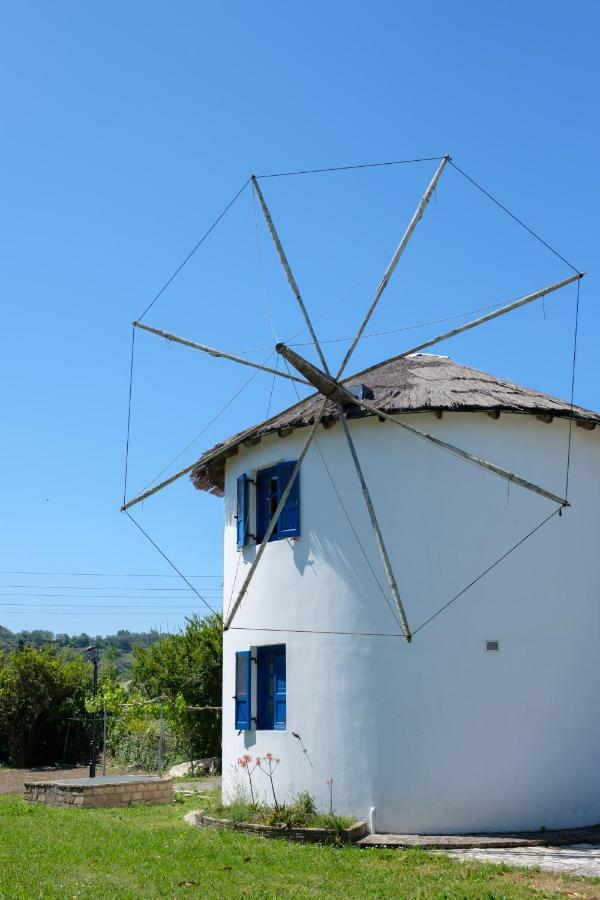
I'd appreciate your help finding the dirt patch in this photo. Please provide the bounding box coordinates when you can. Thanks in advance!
[0,766,148,795]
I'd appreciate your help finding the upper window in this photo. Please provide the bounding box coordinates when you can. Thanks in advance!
[256,461,300,543]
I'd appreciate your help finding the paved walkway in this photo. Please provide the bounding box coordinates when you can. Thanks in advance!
[360,825,600,851]
[439,844,600,878]
[173,778,221,794]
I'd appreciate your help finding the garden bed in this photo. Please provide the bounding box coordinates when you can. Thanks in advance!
[185,809,368,843]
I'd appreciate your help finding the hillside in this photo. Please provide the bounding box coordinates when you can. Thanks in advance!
[0,625,165,679]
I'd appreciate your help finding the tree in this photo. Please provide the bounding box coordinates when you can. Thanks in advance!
[132,614,222,759]
[0,646,90,766]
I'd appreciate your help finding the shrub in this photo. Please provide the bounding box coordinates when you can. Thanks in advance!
[0,646,89,766]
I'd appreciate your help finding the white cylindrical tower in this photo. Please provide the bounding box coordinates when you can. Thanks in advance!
[192,356,600,834]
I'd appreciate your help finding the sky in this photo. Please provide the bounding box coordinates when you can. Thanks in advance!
[0,1,598,636]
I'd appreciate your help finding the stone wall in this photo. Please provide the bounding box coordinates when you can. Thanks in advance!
[24,776,173,808]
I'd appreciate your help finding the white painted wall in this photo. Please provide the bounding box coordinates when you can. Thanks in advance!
[220,411,600,834]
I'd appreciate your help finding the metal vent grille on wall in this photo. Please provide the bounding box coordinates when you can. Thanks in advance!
[486,640,500,652]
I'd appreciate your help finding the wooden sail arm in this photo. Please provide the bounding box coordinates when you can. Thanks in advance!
[352,396,569,508]
[276,342,569,508]
[336,155,450,379]
[133,321,310,386]
[223,397,330,631]
[252,177,330,374]
[337,402,411,641]
[376,272,584,364]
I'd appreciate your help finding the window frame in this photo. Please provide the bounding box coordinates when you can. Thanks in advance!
[256,644,286,731]
[255,461,300,543]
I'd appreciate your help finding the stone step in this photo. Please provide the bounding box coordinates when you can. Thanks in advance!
[359,825,600,851]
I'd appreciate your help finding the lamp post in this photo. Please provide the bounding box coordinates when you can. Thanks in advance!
[84,645,99,778]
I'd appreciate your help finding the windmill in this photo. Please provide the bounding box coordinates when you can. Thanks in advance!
[122,155,583,643]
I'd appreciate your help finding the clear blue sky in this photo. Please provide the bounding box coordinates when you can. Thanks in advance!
[1,1,597,636]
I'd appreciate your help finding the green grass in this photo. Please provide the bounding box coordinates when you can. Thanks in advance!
[0,791,598,899]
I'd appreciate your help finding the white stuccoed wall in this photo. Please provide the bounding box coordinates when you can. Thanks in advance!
[220,411,600,834]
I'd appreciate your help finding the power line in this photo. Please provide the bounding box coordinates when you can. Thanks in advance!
[0,571,222,578]
[0,603,221,610]
[0,584,223,592]
[0,611,199,619]
[0,593,221,600]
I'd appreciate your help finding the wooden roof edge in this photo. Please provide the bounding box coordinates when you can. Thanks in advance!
[190,404,599,495]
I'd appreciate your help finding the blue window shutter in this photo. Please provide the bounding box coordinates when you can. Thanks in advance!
[235,650,251,730]
[255,468,269,543]
[273,649,286,730]
[277,461,300,538]
[236,474,248,549]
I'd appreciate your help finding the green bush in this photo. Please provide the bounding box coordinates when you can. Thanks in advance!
[0,646,90,766]
[106,716,189,772]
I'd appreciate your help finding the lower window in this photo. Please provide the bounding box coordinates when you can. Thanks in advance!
[257,644,286,730]
[234,644,286,731]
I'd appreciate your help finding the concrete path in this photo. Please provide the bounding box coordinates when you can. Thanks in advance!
[360,824,600,851]
[173,778,221,794]
[439,844,600,878]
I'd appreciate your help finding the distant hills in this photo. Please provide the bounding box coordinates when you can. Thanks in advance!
[0,625,165,678]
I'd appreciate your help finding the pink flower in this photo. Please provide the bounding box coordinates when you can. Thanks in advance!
[238,754,252,768]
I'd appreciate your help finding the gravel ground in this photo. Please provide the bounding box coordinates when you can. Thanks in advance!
[0,766,147,794]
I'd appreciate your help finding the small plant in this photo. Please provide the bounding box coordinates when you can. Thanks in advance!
[257,752,280,809]
[325,778,333,814]
[313,811,353,836]
[294,790,317,819]
[237,753,258,803]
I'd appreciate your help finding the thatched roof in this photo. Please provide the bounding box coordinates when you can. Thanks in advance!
[191,353,600,496]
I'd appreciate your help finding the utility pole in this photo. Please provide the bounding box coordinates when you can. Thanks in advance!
[84,645,99,778]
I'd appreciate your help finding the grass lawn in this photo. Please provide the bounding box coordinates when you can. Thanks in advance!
[0,790,598,899]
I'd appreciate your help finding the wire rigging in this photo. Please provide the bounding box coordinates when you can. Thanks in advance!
[123,325,136,506]
[119,153,584,638]
[132,351,277,498]
[124,511,218,617]
[225,361,280,623]
[255,156,446,179]
[281,358,402,632]
[448,161,580,274]
[136,177,251,323]
[565,277,581,500]
[410,507,562,637]
[229,296,539,355]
